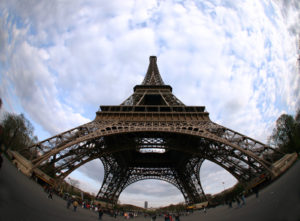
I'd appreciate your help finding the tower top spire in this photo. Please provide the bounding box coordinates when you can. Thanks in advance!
[142,56,165,85]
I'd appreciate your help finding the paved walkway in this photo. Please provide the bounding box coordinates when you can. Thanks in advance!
[1,156,300,221]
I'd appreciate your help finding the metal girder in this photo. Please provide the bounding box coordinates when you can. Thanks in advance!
[96,155,131,203]
[29,120,276,170]
[142,56,165,86]
[121,89,185,106]
[26,121,281,204]
[24,56,284,205]
[96,157,206,205]
[172,157,206,204]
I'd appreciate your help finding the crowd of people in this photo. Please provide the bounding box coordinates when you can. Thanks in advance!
[163,213,181,221]
[40,180,260,221]
[226,188,260,209]
[60,191,187,221]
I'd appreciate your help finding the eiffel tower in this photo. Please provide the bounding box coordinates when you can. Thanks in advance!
[29,56,280,205]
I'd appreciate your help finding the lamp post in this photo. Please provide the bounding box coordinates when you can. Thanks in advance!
[67,177,71,192]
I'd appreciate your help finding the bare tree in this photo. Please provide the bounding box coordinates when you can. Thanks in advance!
[269,109,300,154]
[0,112,38,157]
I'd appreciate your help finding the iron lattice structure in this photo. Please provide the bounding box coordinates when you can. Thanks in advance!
[28,56,280,205]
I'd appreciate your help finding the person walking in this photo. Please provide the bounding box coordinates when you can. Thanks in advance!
[98,206,104,220]
[73,200,79,212]
[67,197,72,209]
[47,187,53,200]
[236,197,241,208]
[174,213,180,221]
[240,193,246,205]
[164,213,170,221]
[151,214,157,221]
[253,186,259,198]
[228,200,233,208]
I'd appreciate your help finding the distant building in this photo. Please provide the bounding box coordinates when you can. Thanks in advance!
[144,201,148,209]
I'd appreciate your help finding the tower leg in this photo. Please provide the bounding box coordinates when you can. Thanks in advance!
[174,158,206,204]
[96,155,130,204]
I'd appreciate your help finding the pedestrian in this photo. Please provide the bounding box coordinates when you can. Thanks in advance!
[152,214,157,221]
[203,208,206,214]
[229,200,232,208]
[67,197,72,209]
[48,187,53,200]
[236,197,241,208]
[164,213,170,221]
[240,193,246,205]
[175,213,180,221]
[253,186,259,198]
[73,200,79,212]
[98,207,104,220]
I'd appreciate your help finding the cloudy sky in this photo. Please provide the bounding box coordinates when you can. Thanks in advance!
[0,0,299,207]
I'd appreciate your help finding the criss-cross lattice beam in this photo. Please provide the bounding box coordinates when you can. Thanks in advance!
[172,157,206,204]
[29,120,277,170]
[26,119,283,205]
[123,168,180,189]
[21,56,286,206]
[142,56,165,86]
[96,159,206,205]
[120,89,185,106]
[96,155,131,203]
[206,123,278,159]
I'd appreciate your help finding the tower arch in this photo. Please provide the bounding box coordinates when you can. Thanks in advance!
[25,56,283,205]
[200,160,238,194]
[118,179,185,207]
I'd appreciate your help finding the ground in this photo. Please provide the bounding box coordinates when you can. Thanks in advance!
[0,156,300,221]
